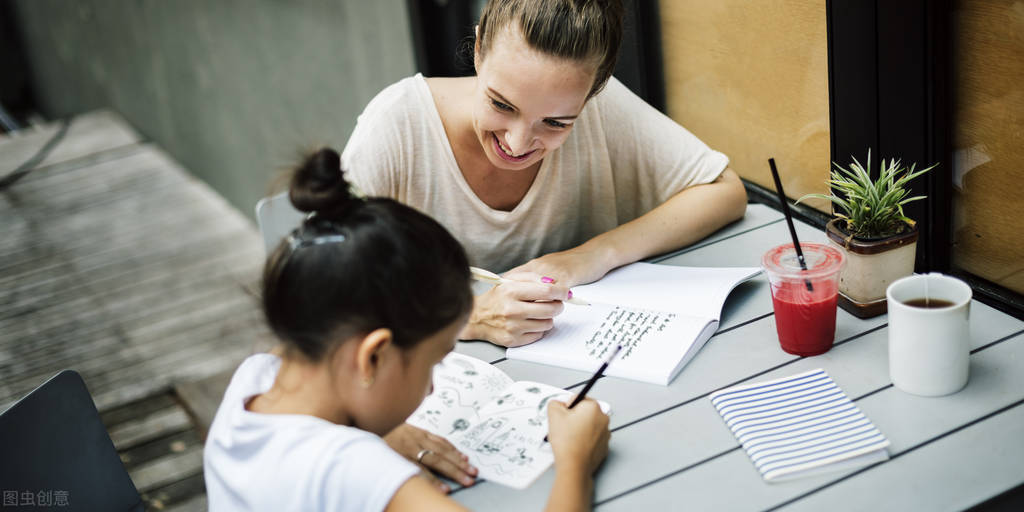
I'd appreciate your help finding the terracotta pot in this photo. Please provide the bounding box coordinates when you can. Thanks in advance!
[825,219,918,318]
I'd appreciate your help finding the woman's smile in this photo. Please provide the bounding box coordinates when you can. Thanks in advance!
[492,133,536,163]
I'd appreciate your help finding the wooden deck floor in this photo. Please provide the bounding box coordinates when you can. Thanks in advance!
[1,111,276,511]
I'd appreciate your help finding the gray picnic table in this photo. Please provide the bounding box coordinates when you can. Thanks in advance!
[450,203,1024,511]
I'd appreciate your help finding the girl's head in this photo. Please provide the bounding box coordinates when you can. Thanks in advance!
[470,0,624,171]
[262,148,473,434]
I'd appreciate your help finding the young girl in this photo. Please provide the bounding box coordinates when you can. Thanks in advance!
[204,148,610,511]
[342,0,748,348]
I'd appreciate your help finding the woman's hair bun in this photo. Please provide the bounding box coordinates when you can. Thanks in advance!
[288,148,359,219]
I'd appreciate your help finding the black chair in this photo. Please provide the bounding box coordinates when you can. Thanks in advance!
[0,370,144,511]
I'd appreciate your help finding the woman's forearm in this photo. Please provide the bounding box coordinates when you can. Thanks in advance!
[576,168,747,271]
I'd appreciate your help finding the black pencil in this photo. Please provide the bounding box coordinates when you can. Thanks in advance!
[544,344,623,442]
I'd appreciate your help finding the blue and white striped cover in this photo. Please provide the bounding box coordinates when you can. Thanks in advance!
[709,368,890,482]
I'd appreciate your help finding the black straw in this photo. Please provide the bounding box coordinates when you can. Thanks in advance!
[543,344,622,442]
[768,158,813,292]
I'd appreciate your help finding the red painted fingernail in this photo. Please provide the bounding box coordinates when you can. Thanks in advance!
[541,276,555,283]
[568,290,574,299]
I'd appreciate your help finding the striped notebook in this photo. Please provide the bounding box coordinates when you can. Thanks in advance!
[709,369,890,482]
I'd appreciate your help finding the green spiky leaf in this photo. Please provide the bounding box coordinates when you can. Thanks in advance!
[795,149,939,239]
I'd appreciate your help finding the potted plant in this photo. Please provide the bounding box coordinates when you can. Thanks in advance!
[797,150,938,318]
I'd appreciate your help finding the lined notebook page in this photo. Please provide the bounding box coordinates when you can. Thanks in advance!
[709,369,890,482]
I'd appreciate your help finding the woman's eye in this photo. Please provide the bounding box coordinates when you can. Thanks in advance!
[491,99,513,112]
[544,119,568,129]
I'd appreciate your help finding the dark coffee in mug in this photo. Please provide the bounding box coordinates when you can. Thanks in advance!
[903,298,956,309]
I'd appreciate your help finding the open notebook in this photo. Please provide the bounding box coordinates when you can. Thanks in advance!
[506,263,761,385]
[406,352,610,489]
[709,369,890,482]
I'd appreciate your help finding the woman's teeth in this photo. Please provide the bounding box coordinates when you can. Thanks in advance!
[499,140,516,156]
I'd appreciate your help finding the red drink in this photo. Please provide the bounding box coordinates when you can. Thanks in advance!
[762,243,845,357]
[770,279,839,356]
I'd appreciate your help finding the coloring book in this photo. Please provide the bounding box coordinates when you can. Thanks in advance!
[406,352,610,489]
[506,263,761,385]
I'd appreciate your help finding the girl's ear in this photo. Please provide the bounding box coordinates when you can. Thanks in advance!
[354,328,393,388]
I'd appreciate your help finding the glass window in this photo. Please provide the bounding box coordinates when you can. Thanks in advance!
[659,0,831,212]
[951,0,1024,295]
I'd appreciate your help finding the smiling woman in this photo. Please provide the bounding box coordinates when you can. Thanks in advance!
[341,0,747,349]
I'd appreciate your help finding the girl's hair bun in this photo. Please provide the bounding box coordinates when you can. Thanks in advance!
[288,148,358,220]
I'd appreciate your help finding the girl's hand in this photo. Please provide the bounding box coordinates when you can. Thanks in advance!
[459,272,570,347]
[546,399,610,475]
[384,424,478,492]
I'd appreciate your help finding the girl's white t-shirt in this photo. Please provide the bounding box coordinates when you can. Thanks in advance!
[204,354,419,512]
[342,74,729,273]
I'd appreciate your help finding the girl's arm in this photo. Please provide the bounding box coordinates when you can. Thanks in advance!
[542,399,610,512]
[386,476,469,512]
[384,424,478,490]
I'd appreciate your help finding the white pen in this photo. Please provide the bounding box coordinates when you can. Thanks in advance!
[470,266,591,306]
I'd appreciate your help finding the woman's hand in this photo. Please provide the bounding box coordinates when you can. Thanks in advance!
[459,273,570,347]
[546,399,610,475]
[384,424,478,492]
[506,246,615,288]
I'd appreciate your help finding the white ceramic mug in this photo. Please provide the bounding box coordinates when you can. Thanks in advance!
[886,273,972,396]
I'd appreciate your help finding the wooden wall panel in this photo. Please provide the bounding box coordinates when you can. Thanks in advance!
[659,0,831,211]
[951,1,1024,295]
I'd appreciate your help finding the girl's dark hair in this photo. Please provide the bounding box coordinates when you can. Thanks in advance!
[476,0,624,99]
[262,148,473,361]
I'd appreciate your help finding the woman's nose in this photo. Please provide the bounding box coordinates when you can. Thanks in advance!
[504,126,533,155]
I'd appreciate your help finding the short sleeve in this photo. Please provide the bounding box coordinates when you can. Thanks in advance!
[341,81,412,199]
[595,78,729,210]
[317,435,420,512]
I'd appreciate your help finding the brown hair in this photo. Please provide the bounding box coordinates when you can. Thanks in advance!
[476,0,624,98]
[262,148,473,361]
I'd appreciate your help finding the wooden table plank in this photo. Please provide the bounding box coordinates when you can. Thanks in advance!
[780,392,1024,511]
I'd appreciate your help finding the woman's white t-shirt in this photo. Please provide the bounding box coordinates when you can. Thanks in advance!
[204,354,419,512]
[342,74,729,272]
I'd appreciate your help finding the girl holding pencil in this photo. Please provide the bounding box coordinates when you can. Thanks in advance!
[203,148,610,511]
[342,0,748,348]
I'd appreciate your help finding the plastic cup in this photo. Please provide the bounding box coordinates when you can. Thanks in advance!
[761,243,845,356]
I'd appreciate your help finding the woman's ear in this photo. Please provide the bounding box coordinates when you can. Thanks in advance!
[354,328,393,388]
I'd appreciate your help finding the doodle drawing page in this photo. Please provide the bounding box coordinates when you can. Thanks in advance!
[505,263,761,385]
[406,352,609,489]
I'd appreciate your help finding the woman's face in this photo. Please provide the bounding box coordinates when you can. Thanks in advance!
[472,27,596,172]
